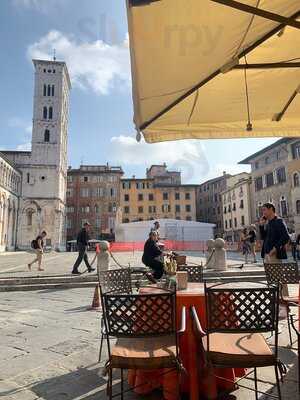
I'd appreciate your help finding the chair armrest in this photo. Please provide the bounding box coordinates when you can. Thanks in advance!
[178,306,186,335]
[290,314,300,337]
[190,306,206,337]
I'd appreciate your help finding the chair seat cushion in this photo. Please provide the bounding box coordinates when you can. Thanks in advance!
[282,295,299,305]
[111,335,177,369]
[203,332,276,368]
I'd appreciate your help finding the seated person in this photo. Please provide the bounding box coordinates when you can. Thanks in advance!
[142,231,165,280]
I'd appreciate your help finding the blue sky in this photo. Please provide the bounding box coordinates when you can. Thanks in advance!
[0,0,278,183]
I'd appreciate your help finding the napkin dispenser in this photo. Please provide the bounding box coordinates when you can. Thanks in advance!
[176,271,188,290]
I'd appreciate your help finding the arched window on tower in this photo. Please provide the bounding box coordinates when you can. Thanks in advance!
[27,210,33,226]
[49,107,53,119]
[47,85,51,96]
[43,84,47,96]
[296,200,300,215]
[52,85,55,96]
[43,107,47,119]
[44,129,50,142]
[294,173,299,187]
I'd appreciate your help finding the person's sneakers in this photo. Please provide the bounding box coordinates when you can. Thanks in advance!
[72,270,81,275]
[88,268,95,273]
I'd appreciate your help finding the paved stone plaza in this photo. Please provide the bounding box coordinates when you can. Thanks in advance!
[0,251,298,399]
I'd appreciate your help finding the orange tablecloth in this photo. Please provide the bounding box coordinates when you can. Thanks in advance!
[128,283,245,400]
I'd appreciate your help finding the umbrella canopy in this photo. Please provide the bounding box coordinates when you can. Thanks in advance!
[126,0,300,142]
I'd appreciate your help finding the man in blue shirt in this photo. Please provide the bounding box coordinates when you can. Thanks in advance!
[259,203,290,263]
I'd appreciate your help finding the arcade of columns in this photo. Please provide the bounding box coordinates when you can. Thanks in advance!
[0,155,21,251]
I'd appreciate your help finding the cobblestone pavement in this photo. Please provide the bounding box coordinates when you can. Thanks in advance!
[0,252,298,399]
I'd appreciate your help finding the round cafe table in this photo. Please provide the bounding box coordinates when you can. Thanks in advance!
[128,283,245,400]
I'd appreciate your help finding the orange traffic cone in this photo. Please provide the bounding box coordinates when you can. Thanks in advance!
[87,284,101,311]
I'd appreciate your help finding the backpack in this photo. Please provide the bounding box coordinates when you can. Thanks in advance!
[31,239,38,249]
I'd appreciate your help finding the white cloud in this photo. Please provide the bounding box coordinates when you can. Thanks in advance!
[110,135,210,183]
[27,30,131,95]
[17,142,31,151]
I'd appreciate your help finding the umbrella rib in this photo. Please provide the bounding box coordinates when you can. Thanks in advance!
[211,0,300,30]
[139,9,300,132]
[273,90,299,122]
[234,62,300,69]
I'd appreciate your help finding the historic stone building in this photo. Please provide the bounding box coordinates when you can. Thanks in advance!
[239,138,300,232]
[66,165,124,241]
[196,173,231,236]
[221,173,252,242]
[120,165,198,223]
[2,59,71,250]
[0,153,22,252]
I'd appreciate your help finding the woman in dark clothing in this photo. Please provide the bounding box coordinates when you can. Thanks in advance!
[142,231,165,279]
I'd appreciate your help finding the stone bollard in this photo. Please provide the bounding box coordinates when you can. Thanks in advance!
[97,241,110,274]
[214,238,227,271]
[206,239,216,269]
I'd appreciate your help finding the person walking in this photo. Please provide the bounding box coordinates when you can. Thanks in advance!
[248,225,257,263]
[259,203,290,263]
[28,231,47,271]
[241,228,251,264]
[289,229,297,261]
[72,222,95,275]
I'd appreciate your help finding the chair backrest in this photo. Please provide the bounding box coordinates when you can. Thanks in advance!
[98,268,132,294]
[264,262,299,285]
[177,264,203,282]
[205,282,279,334]
[102,290,176,338]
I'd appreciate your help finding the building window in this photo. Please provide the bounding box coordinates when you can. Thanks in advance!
[67,188,73,197]
[175,205,180,213]
[224,206,227,214]
[66,219,72,229]
[163,192,169,200]
[124,206,130,214]
[94,204,100,214]
[95,218,101,228]
[185,204,191,212]
[266,172,274,187]
[240,200,244,209]
[292,142,300,159]
[124,194,129,202]
[122,182,131,189]
[276,167,286,184]
[280,198,288,217]
[52,85,55,96]
[138,193,143,201]
[265,156,270,165]
[26,172,30,183]
[148,193,154,201]
[255,176,263,191]
[43,84,47,96]
[44,129,50,142]
[80,188,90,197]
[110,188,116,197]
[47,85,51,96]
[254,161,259,170]
[232,203,236,211]
[225,220,228,229]
[138,206,143,214]
[43,106,47,119]
[83,176,89,182]
[49,107,53,119]
[175,192,180,200]
[241,215,245,225]
[94,187,104,197]
[228,204,231,212]
[294,173,300,187]
[296,200,300,214]
[27,211,33,226]
[185,192,191,200]
[234,217,237,227]
[229,219,232,228]
[217,206,220,214]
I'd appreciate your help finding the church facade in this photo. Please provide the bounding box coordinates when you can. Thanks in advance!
[1,59,71,251]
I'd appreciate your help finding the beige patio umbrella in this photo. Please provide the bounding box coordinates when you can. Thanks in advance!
[126,0,300,142]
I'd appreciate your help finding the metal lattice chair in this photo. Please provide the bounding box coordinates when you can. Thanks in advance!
[98,268,133,362]
[264,262,299,346]
[102,289,186,399]
[191,282,283,400]
[177,264,203,283]
[290,314,300,393]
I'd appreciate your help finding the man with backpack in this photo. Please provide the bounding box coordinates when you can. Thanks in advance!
[28,231,47,271]
[72,222,95,275]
